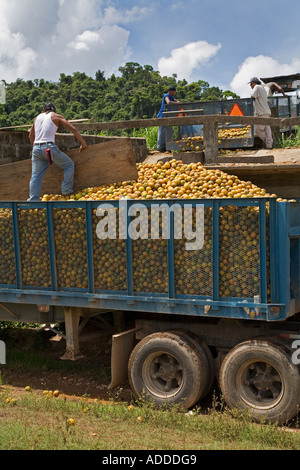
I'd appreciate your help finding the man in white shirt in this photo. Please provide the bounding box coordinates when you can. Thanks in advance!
[249,77,273,149]
[28,102,87,201]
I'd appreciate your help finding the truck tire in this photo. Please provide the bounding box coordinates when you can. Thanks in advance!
[128,331,209,409]
[219,339,300,425]
[167,329,215,399]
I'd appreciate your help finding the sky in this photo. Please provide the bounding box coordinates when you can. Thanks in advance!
[0,0,300,99]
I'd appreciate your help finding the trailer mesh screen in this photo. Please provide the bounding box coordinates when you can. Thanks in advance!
[0,209,16,286]
[53,208,88,290]
[131,208,168,294]
[174,206,213,296]
[92,208,127,292]
[18,208,51,288]
[219,206,261,299]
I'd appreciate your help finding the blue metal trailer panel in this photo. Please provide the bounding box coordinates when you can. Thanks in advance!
[0,198,299,322]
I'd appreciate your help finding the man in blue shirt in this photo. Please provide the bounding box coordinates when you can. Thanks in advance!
[157,86,180,152]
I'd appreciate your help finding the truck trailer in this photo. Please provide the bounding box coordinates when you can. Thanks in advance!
[1,196,300,424]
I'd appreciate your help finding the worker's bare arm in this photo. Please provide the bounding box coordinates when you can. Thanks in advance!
[52,114,87,151]
[274,83,287,97]
[165,97,180,105]
[29,120,36,146]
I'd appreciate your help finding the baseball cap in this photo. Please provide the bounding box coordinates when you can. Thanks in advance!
[248,77,261,84]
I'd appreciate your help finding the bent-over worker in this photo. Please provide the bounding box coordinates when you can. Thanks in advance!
[249,77,273,149]
[263,81,287,141]
[28,102,87,201]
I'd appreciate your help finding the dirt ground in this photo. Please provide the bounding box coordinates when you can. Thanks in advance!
[0,326,133,403]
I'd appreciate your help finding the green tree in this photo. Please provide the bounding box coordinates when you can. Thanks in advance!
[0,63,240,127]
[95,70,105,82]
[222,90,240,100]
[200,86,223,101]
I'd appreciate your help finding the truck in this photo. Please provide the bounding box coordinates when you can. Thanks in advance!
[163,73,300,152]
[1,195,300,425]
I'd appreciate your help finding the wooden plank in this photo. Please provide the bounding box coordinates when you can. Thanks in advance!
[0,119,90,131]
[0,114,285,133]
[73,115,284,132]
[280,116,300,127]
[0,138,138,201]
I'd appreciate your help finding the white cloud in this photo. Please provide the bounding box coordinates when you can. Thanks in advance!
[0,11,37,82]
[0,0,149,83]
[230,55,300,98]
[158,40,222,80]
[68,31,104,52]
[101,5,152,25]
[55,0,103,40]
[170,2,185,10]
[66,25,131,78]
[0,0,60,48]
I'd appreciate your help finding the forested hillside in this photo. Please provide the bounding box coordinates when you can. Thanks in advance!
[0,62,239,128]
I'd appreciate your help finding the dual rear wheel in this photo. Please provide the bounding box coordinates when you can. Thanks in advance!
[128,332,300,424]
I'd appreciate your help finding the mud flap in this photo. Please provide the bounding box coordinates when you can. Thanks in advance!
[109,328,140,389]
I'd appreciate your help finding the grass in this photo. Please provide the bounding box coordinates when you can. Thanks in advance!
[1,327,300,450]
[89,127,159,150]
[0,387,300,450]
[275,126,300,148]
[132,127,158,150]
[3,348,110,377]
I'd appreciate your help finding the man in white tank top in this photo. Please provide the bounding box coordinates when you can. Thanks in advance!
[28,102,87,201]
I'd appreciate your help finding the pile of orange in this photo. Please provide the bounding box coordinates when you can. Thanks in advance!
[42,160,275,202]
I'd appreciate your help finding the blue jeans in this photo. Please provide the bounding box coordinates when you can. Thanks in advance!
[29,143,75,201]
[157,124,173,151]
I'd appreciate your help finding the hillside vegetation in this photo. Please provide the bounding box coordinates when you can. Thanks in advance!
[0,62,239,129]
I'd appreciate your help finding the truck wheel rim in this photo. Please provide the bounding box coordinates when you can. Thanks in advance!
[142,351,183,399]
[236,360,284,410]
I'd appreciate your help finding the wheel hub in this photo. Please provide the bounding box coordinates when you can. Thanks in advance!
[155,356,180,383]
[142,352,183,398]
[240,361,283,407]
[253,372,273,390]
